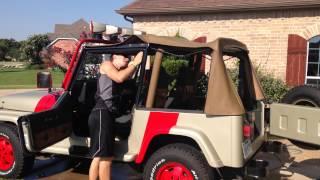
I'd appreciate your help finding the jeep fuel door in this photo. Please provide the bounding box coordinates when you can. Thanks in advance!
[17,91,73,152]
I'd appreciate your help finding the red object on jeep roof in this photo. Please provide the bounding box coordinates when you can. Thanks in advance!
[0,136,15,171]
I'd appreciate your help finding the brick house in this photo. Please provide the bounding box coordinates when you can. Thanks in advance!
[118,0,320,86]
[45,38,78,70]
[45,19,90,69]
[47,18,89,41]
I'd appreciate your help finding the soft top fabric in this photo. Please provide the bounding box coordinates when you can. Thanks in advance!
[99,35,265,115]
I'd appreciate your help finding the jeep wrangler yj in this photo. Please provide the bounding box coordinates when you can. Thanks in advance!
[0,34,267,179]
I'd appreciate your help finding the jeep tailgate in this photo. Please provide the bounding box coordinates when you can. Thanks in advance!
[270,103,320,146]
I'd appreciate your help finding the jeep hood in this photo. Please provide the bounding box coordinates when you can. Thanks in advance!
[0,90,48,112]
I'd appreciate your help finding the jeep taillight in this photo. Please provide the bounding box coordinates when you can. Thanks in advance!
[243,112,257,141]
[243,124,252,139]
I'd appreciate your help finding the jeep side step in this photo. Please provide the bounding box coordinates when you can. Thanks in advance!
[69,146,90,158]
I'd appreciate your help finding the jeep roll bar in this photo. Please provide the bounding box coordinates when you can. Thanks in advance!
[61,39,112,90]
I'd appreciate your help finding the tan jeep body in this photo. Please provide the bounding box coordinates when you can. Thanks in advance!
[0,35,267,178]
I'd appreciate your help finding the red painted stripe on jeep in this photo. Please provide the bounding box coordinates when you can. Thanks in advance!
[135,111,179,163]
[34,94,57,112]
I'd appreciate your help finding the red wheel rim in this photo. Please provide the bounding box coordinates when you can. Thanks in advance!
[156,162,194,180]
[0,136,15,171]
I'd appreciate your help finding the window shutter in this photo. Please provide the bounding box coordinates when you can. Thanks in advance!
[193,36,207,73]
[286,34,307,86]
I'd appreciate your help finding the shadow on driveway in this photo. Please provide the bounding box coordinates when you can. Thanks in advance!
[24,155,142,180]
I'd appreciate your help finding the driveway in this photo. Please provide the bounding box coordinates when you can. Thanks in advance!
[21,139,319,180]
[0,89,319,179]
[257,139,320,180]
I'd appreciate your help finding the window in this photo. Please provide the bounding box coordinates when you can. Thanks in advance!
[77,52,105,81]
[224,52,257,111]
[138,49,210,111]
[73,49,146,116]
[306,35,320,85]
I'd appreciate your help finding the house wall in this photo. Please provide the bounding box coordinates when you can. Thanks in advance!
[133,8,320,80]
[47,39,78,70]
[51,39,78,53]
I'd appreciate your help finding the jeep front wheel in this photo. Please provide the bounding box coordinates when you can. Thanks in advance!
[143,143,215,180]
[0,123,34,178]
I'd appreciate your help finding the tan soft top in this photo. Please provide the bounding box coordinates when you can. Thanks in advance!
[117,35,265,115]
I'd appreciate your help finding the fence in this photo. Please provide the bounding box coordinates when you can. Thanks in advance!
[0,61,28,69]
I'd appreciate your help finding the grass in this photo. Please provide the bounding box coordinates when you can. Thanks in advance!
[0,68,65,89]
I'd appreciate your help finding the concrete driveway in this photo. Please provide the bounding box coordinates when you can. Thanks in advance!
[257,139,320,180]
[21,139,319,180]
[0,89,319,179]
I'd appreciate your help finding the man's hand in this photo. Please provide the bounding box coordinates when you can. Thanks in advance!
[100,51,144,83]
[132,51,143,66]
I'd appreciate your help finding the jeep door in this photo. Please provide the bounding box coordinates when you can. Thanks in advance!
[17,91,73,152]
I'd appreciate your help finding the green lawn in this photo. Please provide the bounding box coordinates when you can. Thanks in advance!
[0,69,65,89]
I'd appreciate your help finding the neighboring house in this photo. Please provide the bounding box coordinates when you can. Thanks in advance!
[44,38,78,70]
[45,19,89,69]
[47,18,89,41]
[118,0,320,86]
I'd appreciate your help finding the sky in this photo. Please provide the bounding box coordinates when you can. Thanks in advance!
[0,0,133,41]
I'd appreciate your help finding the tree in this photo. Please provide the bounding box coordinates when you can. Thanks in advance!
[0,39,21,61]
[0,39,10,60]
[6,39,21,61]
[21,34,50,64]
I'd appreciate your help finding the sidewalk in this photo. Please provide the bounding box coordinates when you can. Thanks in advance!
[0,89,36,97]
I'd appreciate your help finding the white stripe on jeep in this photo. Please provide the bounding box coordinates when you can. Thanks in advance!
[92,110,102,157]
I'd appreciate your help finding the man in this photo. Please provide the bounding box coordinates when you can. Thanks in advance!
[88,51,143,180]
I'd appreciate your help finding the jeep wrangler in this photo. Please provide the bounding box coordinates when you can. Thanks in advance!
[0,33,267,179]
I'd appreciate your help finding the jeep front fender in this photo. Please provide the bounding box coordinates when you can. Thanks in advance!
[0,109,31,125]
[170,126,224,168]
[0,109,34,152]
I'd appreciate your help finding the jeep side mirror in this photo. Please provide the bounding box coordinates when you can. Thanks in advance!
[37,71,52,89]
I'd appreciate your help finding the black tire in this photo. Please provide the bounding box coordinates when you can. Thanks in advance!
[143,143,215,180]
[0,123,35,178]
[281,85,320,107]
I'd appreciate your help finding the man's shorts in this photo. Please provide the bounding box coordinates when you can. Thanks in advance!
[88,99,114,158]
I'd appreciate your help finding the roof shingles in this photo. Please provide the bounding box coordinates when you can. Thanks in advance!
[118,0,320,16]
[47,19,89,41]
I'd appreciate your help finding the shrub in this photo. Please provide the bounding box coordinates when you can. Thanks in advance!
[157,55,188,94]
[161,56,188,77]
[51,66,66,73]
[228,68,289,103]
[257,70,289,103]
[26,63,46,70]
[196,74,209,96]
